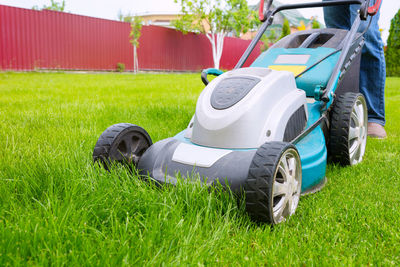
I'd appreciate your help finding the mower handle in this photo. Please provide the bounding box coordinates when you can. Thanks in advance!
[259,0,273,22]
[260,0,382,22]
[259,0,364,22]
[237,0,378,69]
[272,0,363,16]
[259,0,265,21]
[201,68,223,86]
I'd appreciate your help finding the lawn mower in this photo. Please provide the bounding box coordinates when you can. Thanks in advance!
[93,0,381,224]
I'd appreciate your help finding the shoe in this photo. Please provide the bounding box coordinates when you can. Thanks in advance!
[367,122,387,139]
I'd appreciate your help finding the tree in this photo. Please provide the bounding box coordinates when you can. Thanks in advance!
[32,0,65,11]
[260,29,277,51]
[279,18,291,40]
[312,18,321,29]
[129,16,143,74]
[173,0,258,69]
[260,34,269,52]
[386,9,400,77]
[268,29,277,43]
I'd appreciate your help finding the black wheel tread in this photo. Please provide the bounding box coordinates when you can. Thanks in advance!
[92,123,152,169]
[329,92,361,166]
[244,142,296,224]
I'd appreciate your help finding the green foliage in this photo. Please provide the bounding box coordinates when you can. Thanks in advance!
[260,34,269,52]
[0,73,400,265]
[129,16,143,48]
[228,0,259,37]
[173,0,258,37]
[279,18,291,40]
[268,29,277,43]
[173,0,258,68]
[260,29,277,52]
[386,9,400,77]
[129,16,143,73]
[32,0,65,11]
[312,18,321,29]
[116,63,125,72]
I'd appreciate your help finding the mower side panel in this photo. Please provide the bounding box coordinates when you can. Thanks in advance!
[139,126,326,195]
[138,101,327,194]
[296,127,327,191]
[296,101,327,191]
[137,136,256,193]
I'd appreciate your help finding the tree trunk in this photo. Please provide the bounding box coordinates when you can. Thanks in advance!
[133,45,138,74]
[215,32,225,69]
[205,32,225,69]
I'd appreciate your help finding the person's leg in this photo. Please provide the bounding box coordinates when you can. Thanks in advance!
[349,1,386,128]
[324,0,386,137]
[322,1,351,30]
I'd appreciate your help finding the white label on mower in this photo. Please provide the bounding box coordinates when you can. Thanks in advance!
[274,54,310,64]
[172,143,232,168]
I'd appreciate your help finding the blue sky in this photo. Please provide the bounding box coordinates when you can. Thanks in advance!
[0,0,398,43]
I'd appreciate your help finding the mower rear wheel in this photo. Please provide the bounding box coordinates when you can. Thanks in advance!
[244,142,302,224]
[93,123,152,170]
[329,92,367,166]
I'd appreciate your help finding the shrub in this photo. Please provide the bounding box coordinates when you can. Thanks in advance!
[260,29,278,52]
[386,9,400,77]
[279,19,291,40]
[116,63,125,72]
[312,19,321,29]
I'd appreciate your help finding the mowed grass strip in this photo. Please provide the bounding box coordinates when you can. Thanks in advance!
[0,72,399,265]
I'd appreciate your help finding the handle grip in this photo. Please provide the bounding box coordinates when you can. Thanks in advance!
[201,68,223,86]
[367,0,381,16]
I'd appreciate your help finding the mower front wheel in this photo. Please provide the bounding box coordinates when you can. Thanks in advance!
[93,123,152,170]
[244,142,302,224]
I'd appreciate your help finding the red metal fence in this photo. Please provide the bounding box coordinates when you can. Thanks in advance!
[0,5,262,72]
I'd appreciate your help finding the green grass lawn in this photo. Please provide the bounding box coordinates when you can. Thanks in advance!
[0,72,399,265]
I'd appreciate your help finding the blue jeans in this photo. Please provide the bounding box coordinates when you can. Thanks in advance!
[323,0,386,125]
